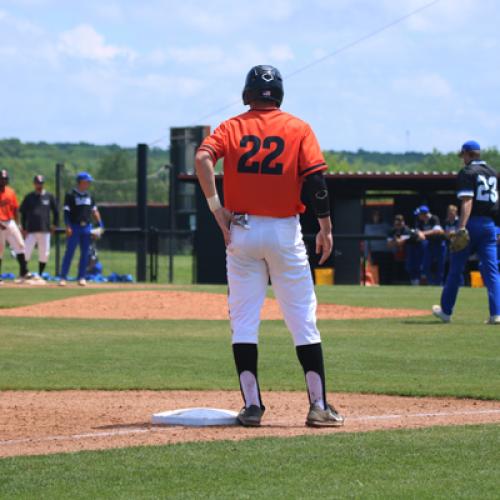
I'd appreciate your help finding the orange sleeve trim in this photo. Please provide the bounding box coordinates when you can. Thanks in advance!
[301,163,327,177]
[198,145,218,163]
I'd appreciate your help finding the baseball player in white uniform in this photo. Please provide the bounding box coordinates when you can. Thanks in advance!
[195,65,344,427]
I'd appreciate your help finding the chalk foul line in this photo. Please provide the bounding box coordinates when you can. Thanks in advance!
[1,408,499,447]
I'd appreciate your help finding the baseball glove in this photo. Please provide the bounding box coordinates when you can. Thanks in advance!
[449,228,470,252]
[90,227,104,239]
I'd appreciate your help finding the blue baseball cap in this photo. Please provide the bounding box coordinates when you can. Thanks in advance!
[459,140,480,156]
[414,205,430,215]
[76,171,94,182]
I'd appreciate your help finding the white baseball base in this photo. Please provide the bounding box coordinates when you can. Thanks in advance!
[152,407,238,427]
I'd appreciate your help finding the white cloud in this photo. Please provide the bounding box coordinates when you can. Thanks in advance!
[92,2,125,22]
[269,44,294,62]
[0,8,42,34]
[164,46,225,64]
[178,8,224,35]
[58,24,135,62]
[131,74,204,97]
[393,73,453,99]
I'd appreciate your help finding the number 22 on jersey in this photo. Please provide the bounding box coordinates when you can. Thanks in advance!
[237,135,285,175]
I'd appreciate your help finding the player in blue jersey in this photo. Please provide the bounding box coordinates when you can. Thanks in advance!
[432,141,500,324]
[59,172,104,287]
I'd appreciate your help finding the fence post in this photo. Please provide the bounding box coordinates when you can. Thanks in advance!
[54,162,63,276]
[168,163,175,284]
[137,144,148,282]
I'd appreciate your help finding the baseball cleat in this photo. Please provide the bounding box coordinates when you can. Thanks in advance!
[15,273,34,284]
[237,405,265,427]
[78,278,87,287]
[58,279,67,287]
[306,403,345,427]
[432,305,451,323]
[28,274,46,285]
[485,315,500,325]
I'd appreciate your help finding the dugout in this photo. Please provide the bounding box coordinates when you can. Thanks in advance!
[182,172,466,284]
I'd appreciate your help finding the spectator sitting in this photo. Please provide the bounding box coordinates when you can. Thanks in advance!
[387,214,413,284]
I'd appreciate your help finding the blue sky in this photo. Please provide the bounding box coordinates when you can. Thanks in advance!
[0,0,499,152]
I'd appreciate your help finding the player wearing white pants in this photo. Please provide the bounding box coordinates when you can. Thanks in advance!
[0,219,26,256]
[195,65,344,428]
[0,169,31,282]
[228,215,320,346]
[24,232,51,264]
[20,175,58,277]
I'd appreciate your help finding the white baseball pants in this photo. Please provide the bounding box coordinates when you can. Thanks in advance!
[0,219,25,257]
[227,215,321,346]
[24,232,51,263]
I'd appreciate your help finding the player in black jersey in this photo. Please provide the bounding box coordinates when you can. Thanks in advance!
[433,140,500,324]
[59,172,103,286]
[20,175,59,276]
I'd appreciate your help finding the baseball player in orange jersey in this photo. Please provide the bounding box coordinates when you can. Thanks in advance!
[195,65,344,427]
[0,169,33,284]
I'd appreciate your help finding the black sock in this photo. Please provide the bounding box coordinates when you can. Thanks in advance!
[16,254,28,276]
[0,258,2,276]
[296,343,327,410]
[39,262,46,275]
[232,343,263,409]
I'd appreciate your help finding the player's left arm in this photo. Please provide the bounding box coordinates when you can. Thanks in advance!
[304,172,332,265]
[92,206,104,229]
[12,193,21,227]
[299,124,331,265]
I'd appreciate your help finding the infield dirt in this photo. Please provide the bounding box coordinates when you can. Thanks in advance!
[0,290,430,320]
[1,390,499,458]
[1,289,498,459]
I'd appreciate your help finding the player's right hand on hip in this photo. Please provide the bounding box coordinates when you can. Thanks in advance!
[65,226,73,237]
[213,207,233,246]
[316,229,333,265]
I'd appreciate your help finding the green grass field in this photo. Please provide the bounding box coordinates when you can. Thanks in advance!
[0,247,194,284]
[2,425,499,499]
[0,285,499,498]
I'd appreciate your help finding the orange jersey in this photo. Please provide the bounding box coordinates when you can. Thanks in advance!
[0,186,18,220]
[198,108,327,217]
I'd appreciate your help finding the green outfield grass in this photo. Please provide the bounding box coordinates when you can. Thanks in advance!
[1,285,499,497]
[1,425,499,499]
[1,287,499,397]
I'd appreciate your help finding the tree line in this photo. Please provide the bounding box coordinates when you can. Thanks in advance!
[1,138,499,202]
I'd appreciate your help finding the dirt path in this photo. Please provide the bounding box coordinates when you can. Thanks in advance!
[0,290,429,320]
[1,391,499,458]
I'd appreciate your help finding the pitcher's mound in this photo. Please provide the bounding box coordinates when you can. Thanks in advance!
[0,290,429,320]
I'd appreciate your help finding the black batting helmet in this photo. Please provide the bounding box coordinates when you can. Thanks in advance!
[0,169,8,181]
[242,65,284,107]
